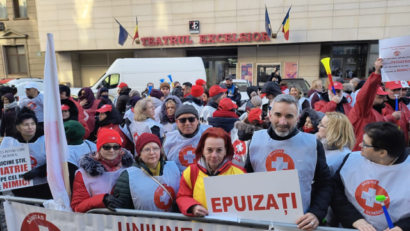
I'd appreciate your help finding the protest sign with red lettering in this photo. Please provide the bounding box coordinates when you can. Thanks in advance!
[380,35,410,81]
[0,145,32,191]
[204,170,303,223]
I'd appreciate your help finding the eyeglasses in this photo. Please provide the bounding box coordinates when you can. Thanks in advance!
[362,136,374,149]
[177,117,196,123]
[141,147,161,154]
[102,144,121,151]
[318,122,327,128]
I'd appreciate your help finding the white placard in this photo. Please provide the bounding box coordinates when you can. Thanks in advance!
[0,145,33,191]
[379,35,410,81]
[204,170,304,223]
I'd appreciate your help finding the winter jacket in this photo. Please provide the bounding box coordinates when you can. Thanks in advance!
[71,150,134,213]
[199,99,218,124]
[116,87,131,115]
[176,160,246,216]
[113,159,179,210]
[226,84,241,105]
[171,86,183,98]
[348,73,396,151]
[61,99,90,139]
[208,112,239,133]
[159,96,181,133]
[261,81,282,96]
[308,90,322,108]
[244,127,333,221]
[382,97,410,143]
[331,152,410,230]
[0,93,19,137]
[314,92,352,115]
[235,121,264,141]
[296,108,321,134]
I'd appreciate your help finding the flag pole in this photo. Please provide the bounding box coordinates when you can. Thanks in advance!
[273,5,292,39]
[63,162,71,199]
[114,18,134,40]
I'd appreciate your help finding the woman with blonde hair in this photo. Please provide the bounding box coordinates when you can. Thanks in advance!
[130,98,164,143]
[316,112,355,176]
[308,79,323,108]
[289,85,310,112]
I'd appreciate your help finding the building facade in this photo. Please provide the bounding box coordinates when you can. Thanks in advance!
[31,0,410,88]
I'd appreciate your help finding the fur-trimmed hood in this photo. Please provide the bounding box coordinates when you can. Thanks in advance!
[79,149,134,177]
[296,108,322,134]
[234,121,264,141]
[159,95,182,124]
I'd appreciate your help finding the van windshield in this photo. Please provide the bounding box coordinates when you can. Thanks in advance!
[92,73,106,88]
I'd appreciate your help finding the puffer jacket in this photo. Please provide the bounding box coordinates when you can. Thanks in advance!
[159,96,182,125]
[71,150,134,213]
[296,108,321,134]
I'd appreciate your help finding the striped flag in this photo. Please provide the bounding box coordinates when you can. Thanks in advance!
[282,6,291,40]
[133,17,140,44]
[44,33,72,211]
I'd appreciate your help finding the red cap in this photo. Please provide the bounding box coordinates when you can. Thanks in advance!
[96,104,112,113]
[218,98,237,111]
[96,128,122,151]
[248,108,263,124]
[385,81,402,90]
[376,86,389,95]
[118,82,128,89]
[134,133,161,157]
[261,93,267,98]
[209,85,227,97]
[191,85,204,97]
[328,82,343,90]
[195,79,206,86]
[61,104,70,110]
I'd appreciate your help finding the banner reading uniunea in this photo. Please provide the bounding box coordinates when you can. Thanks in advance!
[0,145,32,191]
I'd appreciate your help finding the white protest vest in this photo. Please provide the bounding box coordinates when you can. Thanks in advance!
[163,125,211,172]
[128,161,180,212]
[19,93,44,122]
[249,130,317,213]
[123,109,134,121]
[230,127,249,167]
[67,140,97,167]
[162,122,176,134]
[130,118,165,143]
[325,147,350,177]
[183,101,203,115]
[199,106,216,124]
[340,153,410,231]
[0,136,47,186]
[78,167,125,197]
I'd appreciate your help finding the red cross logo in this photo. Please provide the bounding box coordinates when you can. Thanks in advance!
[30,156,38,168]
[27,102,36,110]
[265,150,295,171]
[178,145,198,167]
[233,140,247,157]
[21,212,61,231]
[154,184,175,211]
[355,180,390,216]
[393,50,401,56]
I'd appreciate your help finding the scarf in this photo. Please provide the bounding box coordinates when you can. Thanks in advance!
[280,85,288,91]
[147,162,161,176]
[4,101,17,110]
[166,114,175,123]
[79,88,96,109]
[373,103,386,114]
[198,157,229,176]
[94,152,123,172]
[213,110,239,118]
[303,126,315,134]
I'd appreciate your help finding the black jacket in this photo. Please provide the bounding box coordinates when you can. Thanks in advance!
[244,127,333,221]
[226,84,241,104]
[331,151,410,230]
[261,81,282,96]
[172,86,183,98]
[116,87,131,115]
[208,116,239,133]
[0,106,19,137]
[296,108,321,134]
[180,95,203,106]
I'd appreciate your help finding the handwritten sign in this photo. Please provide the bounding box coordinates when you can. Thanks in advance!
[0,145,32,191]
[380,35,410,81]
[204,170,303,223]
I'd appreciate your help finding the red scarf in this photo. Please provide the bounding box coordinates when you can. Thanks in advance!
[303,126,315,133]
[280,86,288,91]
[184,93,192,98]
[93,152,123,172]
[213,110,239,118]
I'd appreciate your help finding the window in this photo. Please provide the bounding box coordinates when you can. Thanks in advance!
[0,0,7,19]
[101,74,120,89]
[5,45,27,74]
[13,0,27,18]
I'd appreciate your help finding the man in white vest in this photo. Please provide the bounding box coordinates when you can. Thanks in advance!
[163,105,211,172]
[245,94,332,230]
[19,82,44,128]
[331,122,410,231]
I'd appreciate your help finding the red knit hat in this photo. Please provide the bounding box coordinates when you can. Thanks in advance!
[97,129,123,151]
[191,85,204,97]
[196,79,206,86]
[135,133,161,157]
[218,98,237,111]
[248,108,263,124]
[118,82,128,89]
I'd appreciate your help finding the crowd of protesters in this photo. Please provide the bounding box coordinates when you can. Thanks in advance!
[0,58,409,231]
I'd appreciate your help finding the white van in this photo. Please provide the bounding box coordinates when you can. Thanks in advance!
[71,57,206,97]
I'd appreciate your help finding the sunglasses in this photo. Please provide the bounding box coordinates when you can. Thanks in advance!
[102,144,121,151]
[177,117,196,123]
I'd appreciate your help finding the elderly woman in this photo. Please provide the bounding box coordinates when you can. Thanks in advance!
[158,96,182,133]
[289,85,310,111]
[0,108,51,199]
[176,127,246,217]
[71,129,133,213]
[296,108,323,134]
[131,98,164,142]
[331,122,410,231]
[114,133,180,211]
[316,112,355,176]
[1,93,19,137]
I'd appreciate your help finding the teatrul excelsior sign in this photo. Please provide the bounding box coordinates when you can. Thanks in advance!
[0,145,32,191]
[141,32,270,46]
[204,170,304,223]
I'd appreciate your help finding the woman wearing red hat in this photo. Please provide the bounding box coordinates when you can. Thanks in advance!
[61,98,90,139]
[176,127,246,217]
[113,133,180,212]
[71,129,134,213]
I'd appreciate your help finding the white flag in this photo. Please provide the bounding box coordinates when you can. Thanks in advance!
[44,33,72,211]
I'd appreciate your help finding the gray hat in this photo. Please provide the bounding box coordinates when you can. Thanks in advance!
[175,105,199,119]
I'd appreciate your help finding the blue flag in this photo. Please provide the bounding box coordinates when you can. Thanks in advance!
[115,19,128,46]
[265,6,271,37]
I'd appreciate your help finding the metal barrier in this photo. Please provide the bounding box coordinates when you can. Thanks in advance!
[0,196,356,231]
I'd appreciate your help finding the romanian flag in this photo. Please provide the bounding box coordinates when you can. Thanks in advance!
[282,6,291,40]
[133,17,140,44]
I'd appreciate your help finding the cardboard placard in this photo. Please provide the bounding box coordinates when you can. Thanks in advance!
[0,145,33,191]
